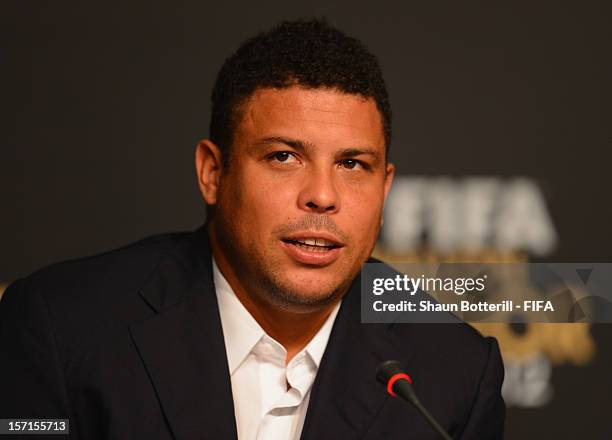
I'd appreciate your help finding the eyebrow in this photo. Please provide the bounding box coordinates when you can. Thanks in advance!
[254,136,381,161]
[253,136,314,153]
[337,147,380,159]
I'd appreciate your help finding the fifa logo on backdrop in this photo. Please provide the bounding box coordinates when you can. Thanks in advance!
[381,177,557,256]
[378,176,595,408]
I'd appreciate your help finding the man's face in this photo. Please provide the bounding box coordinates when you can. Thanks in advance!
[205,86,394,310]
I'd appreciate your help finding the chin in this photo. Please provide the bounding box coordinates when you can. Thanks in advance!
[262,272,349,309]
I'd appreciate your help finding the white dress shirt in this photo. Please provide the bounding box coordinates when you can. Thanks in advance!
[213,259,341,440]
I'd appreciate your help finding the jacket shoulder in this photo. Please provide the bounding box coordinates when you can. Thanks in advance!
[33,231,188,281]
[2,232,196,322]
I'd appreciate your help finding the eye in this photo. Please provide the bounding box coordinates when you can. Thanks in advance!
[339,159,364,170]
[269,151,298,163]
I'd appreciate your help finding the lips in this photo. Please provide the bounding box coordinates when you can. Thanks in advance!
[281,234,344,266]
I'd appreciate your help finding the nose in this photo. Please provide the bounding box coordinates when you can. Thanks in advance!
[298,168,340,214]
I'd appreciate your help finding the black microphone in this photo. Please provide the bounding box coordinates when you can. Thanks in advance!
[376,360,452,440]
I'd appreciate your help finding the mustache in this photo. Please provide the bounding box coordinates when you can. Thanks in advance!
[273,215,349,242]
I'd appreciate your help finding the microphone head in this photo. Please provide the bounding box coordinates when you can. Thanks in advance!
[376,360,405,385]
[376,360,417,401]
[376,361,449,439]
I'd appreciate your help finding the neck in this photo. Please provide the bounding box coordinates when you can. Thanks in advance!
[208,225,339,363]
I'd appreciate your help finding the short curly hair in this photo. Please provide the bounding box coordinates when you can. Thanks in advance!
[209,19,392,162]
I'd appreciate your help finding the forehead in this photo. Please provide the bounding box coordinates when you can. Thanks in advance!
[235,86,385,149]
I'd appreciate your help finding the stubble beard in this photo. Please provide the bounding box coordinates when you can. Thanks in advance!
[213,214,362,314]
[255,258,353,313]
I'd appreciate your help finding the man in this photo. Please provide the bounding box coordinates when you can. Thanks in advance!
[0,20,504,439]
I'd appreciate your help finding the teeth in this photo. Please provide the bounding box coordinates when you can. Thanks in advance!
[295,243,330,252]
[292,238,336,247]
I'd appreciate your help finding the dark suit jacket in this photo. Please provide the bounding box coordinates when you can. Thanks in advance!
[0,226,505,439]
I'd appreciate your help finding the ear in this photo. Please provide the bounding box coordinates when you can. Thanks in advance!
[380,162,395,227]
[383,161,395,201]
[195,139,224,205]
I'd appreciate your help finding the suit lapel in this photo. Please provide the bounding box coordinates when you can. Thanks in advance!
[300,272,416,440]
[129,229,237,440]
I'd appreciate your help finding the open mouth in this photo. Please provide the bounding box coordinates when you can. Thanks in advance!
[282,238,342,253]
[280,233,345,266]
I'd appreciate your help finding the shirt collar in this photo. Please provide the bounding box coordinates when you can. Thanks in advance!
[212,258,341,374]
[213,258,264,374]
[302,299,340,368]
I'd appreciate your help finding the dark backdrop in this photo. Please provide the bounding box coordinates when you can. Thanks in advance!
[2,1,611,438]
